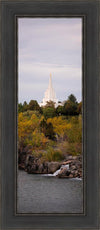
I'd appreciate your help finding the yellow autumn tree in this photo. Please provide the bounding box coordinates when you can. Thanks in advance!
[47,116,72,139]
[18,112,48,150]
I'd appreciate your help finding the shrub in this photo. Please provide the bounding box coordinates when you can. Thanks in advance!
[67,142,82,156]
[45,147,64,162]
[43,107,56,119]
[40,119,56,140]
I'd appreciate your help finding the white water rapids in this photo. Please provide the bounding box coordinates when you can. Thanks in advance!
[42,164,70,177]
[53,164,69,176]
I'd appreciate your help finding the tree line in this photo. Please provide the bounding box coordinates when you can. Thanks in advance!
[18,94,82,118]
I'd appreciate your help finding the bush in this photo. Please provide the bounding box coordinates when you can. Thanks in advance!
[66,116,82,143]
[67,142,82,156]
[45,147,64,162]
[40,119,56,140]
[43,107,56,119]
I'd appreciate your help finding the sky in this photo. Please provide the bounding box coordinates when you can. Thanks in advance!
[18,18,82,104]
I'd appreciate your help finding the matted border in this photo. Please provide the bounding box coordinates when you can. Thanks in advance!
[1,0,99,229]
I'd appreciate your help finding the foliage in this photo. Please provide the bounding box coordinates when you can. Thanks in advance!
[18,95,82,116]
[67,142,82,156]
[18,112,48,151]
[77,102,82,114]
[18,94,82,159]
[28,100,41,113]
[31,148,64,162]
[66,115,82,143]
[68,94,77,104]
[23,101,28,111]
[56,105,64,116]
[44,100,55,108]
[42,106,56,119]
[18,100,42,113]
[40,119,55,140]
[45,147,64,162]
[47,116,72,139]
[63,100,78,115]
[18,103,23,113]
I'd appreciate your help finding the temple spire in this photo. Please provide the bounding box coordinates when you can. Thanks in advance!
[49,73,52,88]
[39,74,58,107]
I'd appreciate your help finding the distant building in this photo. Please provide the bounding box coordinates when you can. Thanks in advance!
[40,74,62,108]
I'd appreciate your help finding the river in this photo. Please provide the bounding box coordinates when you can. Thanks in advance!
[17,170,83,214]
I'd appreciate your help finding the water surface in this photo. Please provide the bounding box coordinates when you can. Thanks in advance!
[17,170,83,213]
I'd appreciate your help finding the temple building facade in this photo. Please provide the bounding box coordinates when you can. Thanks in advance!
[40,74,59,107]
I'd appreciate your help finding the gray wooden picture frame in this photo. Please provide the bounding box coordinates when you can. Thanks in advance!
[0,0,99,229]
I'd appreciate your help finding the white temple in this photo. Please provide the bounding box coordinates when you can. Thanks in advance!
[40,74,58,107]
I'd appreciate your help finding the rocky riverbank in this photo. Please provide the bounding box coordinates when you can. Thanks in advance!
[18,150,82,178]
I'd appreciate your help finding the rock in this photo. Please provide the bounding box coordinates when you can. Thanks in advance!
[25,155,38,173]
[27,164,37,174]
[43,168,48,174]
[18,150,82,178]
[26,155,34,166]
[24,146,33,154]
[69,174,73,178]
[71,170,75,175]
[18,164,25,170]
[48,162,60,174]
[38,164,44,173]
[62,160,71,165]
[66,170,70,176]
[58,167,70,177]
[78,171,82,177]
[18,152,27,170]
[74,170,79,177]
[72,156,78,160]
[71,165,76,170]
[75,170,78,174]
[67,155,73,160]
[77,162,82,168]
[77,155,82,161]
[28,155,34,163]
[43,162,48,173]
[61,164,69,170]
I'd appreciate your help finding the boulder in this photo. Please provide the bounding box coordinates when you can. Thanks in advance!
[18,164,25,170]
[58,167,70,177]
[38,164,44,173]
[27,164,38,174]
[48,162,60,174]
[70,170,75,175]
[62,160,71,165]
[69,173,74,178]
[67,155,73,160]
[72,156,78,160]
[18,152,27,170]
[71,165,76,170]
[60,164,69,170]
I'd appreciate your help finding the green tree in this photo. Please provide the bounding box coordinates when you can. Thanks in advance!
[40,119,47,134]
[18,103,23,113]
[63,94,78,115]
[43,107,56,119]
[68,94,77,104]
[28,100,41,112]
[63,100,78,115]
[23,101,28,112]
[45,122,55,140]
[77,102,82,114]
[40,119,55,140]
[56,105,64,116]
